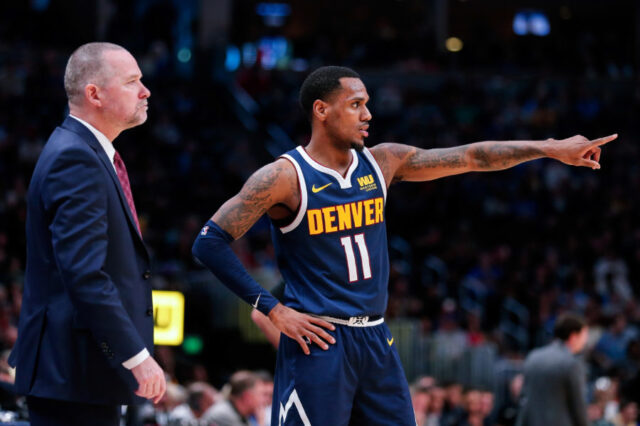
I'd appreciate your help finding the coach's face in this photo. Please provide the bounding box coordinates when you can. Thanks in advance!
[325,77,372,151]
[99,49,150,131]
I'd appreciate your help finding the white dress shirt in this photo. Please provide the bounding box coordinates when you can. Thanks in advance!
[69,115,150,370]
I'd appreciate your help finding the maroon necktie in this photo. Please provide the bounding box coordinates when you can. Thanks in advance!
[113,151,141,236]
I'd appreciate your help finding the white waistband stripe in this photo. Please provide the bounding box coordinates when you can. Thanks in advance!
[313,315,384,327]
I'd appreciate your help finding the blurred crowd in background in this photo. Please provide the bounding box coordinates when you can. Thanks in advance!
[2,0,640,424]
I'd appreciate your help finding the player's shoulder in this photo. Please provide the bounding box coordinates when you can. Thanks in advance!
[368,143,420,172]
[273,156,297,175]
[369,142,415,158]
[258,156,297,185]
[243,157,298,201]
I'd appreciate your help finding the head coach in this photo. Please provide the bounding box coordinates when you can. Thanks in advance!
[8,42,165,425]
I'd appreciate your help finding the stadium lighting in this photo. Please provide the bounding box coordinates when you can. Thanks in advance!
[513,11,551,37]
[513,13,528,35]
[445,37,464,52]
[182,335,204,355]
[225,45,241,72]
[177,48,192,63]
[529,13,550,36]
[242,43,258,67]
[256,2,291,27]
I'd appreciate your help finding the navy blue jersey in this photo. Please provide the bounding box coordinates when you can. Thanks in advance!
[271,146,389,317]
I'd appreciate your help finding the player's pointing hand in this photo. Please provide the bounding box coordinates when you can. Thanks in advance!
[268,303,336,355]
[549,133,618,170]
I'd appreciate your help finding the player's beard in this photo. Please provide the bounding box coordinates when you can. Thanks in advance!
[351,141,364,152]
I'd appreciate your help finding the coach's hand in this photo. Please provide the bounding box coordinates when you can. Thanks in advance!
[268,303,336,355]
[131,356,167,403]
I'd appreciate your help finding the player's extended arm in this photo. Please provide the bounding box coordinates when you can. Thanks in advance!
[192,159,335,355]
[370,134,617,184]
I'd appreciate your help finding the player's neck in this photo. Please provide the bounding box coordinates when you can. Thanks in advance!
[306,137,353,176]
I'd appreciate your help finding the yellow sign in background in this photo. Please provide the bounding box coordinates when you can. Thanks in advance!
[152,290,184,345]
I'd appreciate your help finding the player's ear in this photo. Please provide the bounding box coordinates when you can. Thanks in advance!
[312,99,329,122]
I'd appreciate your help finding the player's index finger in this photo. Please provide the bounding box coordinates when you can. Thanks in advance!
[308,316,335,330]
[590,133,618,146]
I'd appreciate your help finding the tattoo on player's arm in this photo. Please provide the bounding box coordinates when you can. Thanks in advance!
[378,140,546,182]
[468,143,544,170]
[406,146,468,170]
[215,163,284,238]
[393,145,469,181]
[373,143,469,183]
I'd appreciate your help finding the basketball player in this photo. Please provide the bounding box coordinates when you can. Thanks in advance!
[192,66,616,425]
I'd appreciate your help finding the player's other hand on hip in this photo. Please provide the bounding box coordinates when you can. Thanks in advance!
[131,356,167,403]
[268,303,336,355]
[549,133,617,169]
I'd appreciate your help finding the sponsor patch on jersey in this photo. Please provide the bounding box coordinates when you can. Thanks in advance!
[357,174,377,192]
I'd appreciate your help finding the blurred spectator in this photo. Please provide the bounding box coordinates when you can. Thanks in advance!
[252,370,274,426]
[589,402,615,426]
[517,313,589,426]
[443,381,465,423]
[480,390,496,425]
[594,252,632,308]
[459,388,491,426]
[411,382,432,426]
[433,301,468,361]
[496,374,523,426]
[168,382,218,425]
[425,386,446,426]
[593,376,622,424]
[466,312,486,347]
[593,315,639,371]
[612,400,638,426]
[135,381,188,425]
[202,371,261,426]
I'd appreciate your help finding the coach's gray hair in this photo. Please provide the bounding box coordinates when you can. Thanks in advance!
[64,42,126,105]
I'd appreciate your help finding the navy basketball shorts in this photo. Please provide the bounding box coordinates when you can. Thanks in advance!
[271,319,416,426]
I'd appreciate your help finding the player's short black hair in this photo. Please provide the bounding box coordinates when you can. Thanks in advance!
[553,313,587,341]
[299,66,361,120]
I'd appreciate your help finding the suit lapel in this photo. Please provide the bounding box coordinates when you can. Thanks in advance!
[60,117,150,261]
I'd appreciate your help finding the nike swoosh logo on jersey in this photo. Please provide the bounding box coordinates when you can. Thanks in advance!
[252,294,261,309]
[387,337,394,346]
[311,183,333,193]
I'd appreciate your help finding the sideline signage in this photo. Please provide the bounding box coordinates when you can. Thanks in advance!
[152,290,185,345]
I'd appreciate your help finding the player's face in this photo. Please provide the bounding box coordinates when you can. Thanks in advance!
[99,50,151,131]
[325,77,372,151]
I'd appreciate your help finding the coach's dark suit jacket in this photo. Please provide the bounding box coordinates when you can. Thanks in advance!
[516,341,588,426]
[8,116,154,405]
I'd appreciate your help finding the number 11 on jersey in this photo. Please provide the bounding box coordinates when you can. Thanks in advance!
[340,233,372,282]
